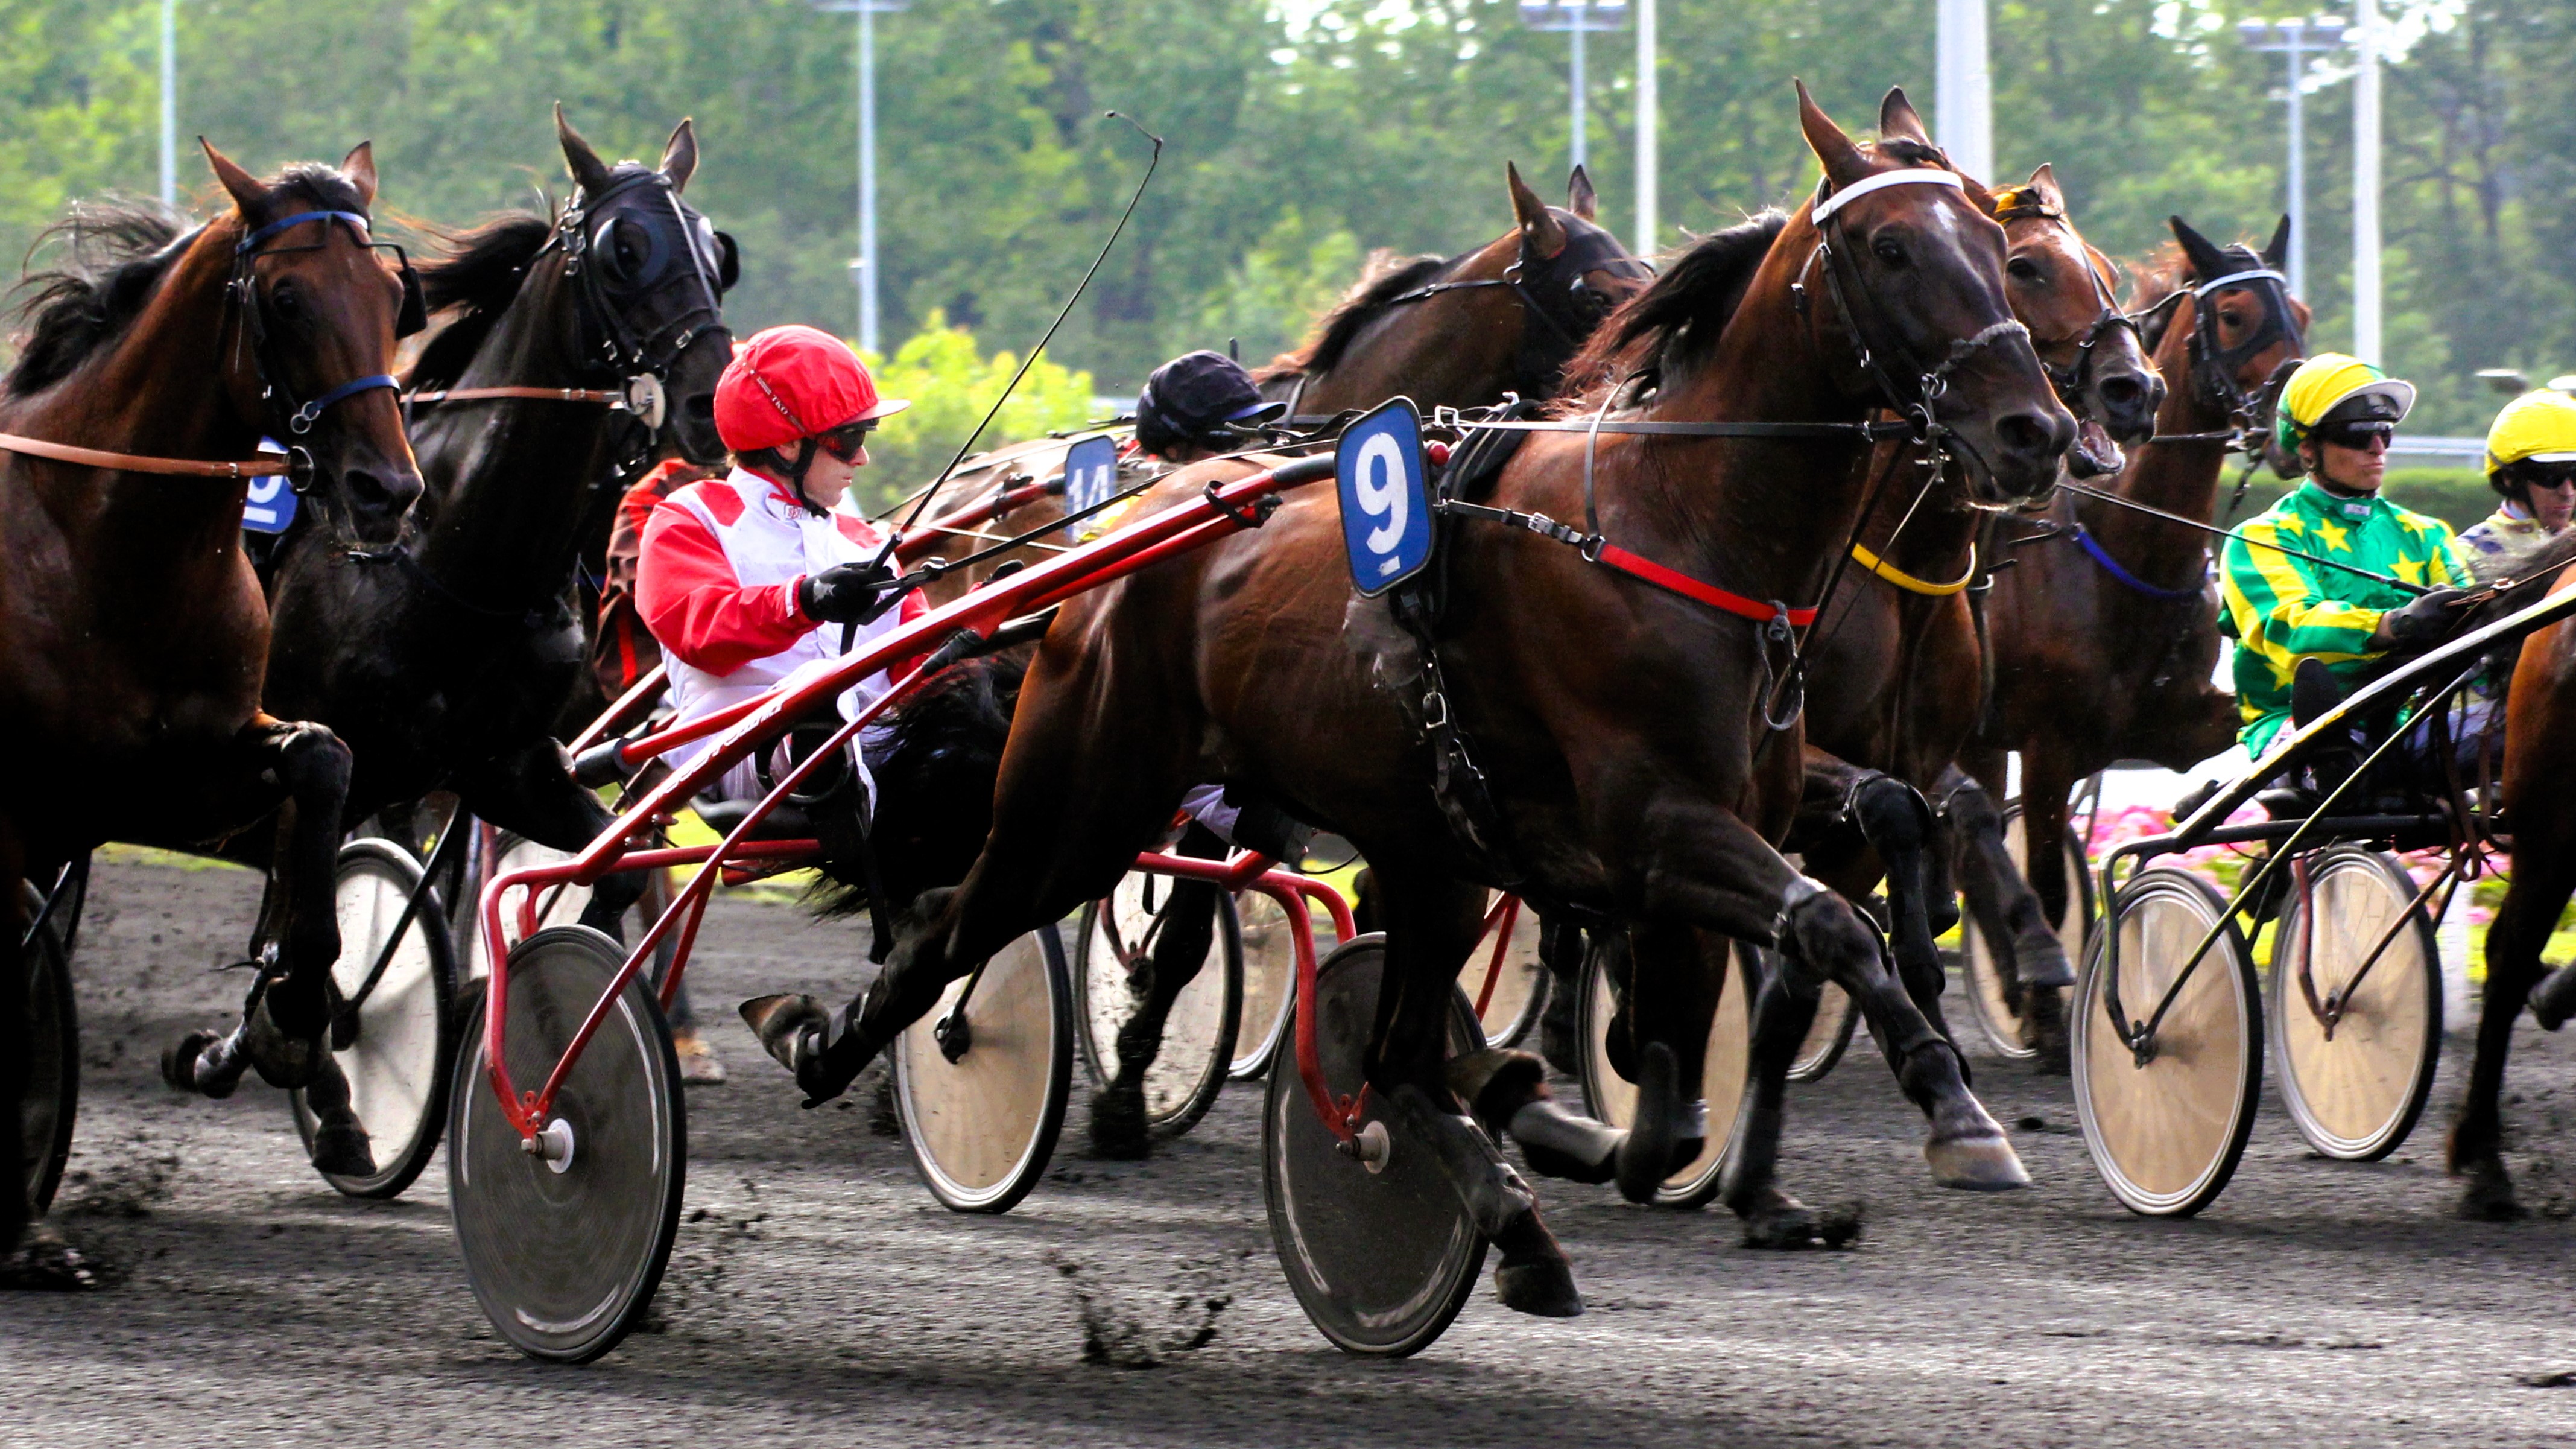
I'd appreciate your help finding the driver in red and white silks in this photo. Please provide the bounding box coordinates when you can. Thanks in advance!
[638,325,922,801]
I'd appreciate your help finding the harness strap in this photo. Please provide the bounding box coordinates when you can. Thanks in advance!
[1437,497,1820,626]
[1452,417,1920,440]
[407,385,622,405]
[1852,541,1976,596]
[0,431,288,478]
[1810,168,1964,224]
[2070,524,2204,601]
[288,373,399,433]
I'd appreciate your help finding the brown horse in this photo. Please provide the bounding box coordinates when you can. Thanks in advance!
[1786,160,2165,1042]
[1956,216,2308,1061]
[2,145,423,1278]
[753,85,2071,1307]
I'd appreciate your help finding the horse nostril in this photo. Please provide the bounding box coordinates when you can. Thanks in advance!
[1995,410,2069,461]
[346,466,423,520]
[2098,377,2144,411]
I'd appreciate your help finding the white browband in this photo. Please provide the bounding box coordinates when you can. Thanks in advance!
[2192,267,2288,297]
[1809,168,1965,224]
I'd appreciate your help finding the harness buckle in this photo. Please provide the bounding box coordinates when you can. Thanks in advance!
[1422,690,1451,730]
[1578,533,1606,564]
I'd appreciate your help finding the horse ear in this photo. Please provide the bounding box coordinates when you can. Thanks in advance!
[2262,214,2293,270]
[339,141,379,210]
[1566,165,1598,221]
[555,103,616,197]
[2025,163,2063,211]
[1507,162,1566,258]
[1796,80,1870,189]
[200,139,267,220]
[659,118,698,195]
[1877,86,1932,146]
[2168,215,2234,285]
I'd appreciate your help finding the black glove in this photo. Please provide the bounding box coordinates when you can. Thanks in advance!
[798,561,900,627]
[2371,586,2469,650]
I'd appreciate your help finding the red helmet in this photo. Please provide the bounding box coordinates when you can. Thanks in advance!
[714,324,910,454]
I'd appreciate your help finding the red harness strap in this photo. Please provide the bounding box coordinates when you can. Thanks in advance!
[1591,542,1819,627]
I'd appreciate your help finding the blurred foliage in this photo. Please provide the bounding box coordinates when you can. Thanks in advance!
[2235,466,2495,530]
[856,311,1097,514]
[1,0,2568,438]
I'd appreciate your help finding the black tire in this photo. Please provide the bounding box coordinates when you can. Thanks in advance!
[20,882,78,1216]
[1227,888,1305,1080]
[2072,868,2261,1217]
[449,927,685,1363]
[1072,871,1242,1140]
[1785,972,1857,1083]
[1961,801,2093,1061]
[1458,893,1550,1050]
[2268,846,2442,1162]
[1264,934,1489,1357]
[894,928,1074,1214]
[291,839,458,1199]
[1578,940,1754,1208]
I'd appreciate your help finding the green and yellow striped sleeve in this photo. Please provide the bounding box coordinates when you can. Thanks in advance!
[2220,519,2384,680]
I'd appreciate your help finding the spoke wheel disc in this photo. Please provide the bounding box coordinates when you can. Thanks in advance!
[1578,941,1752,1208]
[450,927,683,1363]
[1264,934,1488,1357]
[20,883,78,1216]
[293,840,457,1199]
[2072,869,2259,1217]
[1962,802,2093,1061]
[1072,873,1241,1138]
[1228,889,1308,1080]
[2269,846,2441,1161]
[1786,974,1856,1083]
[895,929,1072,1214]
[1457,893,1550,1049]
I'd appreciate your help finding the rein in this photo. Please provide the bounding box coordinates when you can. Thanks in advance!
[2057,479,2426,596]
[0,432,287,479]
[1852,540,1975,595]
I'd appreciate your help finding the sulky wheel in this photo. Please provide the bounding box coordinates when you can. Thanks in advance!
[894,928,1074,1214]
[449,927,684,1363]
[2072,867,2260,1217]
[1072,872,1241,1140]
[2268,846,2442,1162]
[1228,888,1306,1079]
[1577,940,1753,1209]
[19,882,78,1216]
[1264,934,1488,1357]
[466,834,587,982]
[1457,893,1551,1050]
[1786,975,1857,1083]
[291,839,457,1199]
[1961,801,2093,1061]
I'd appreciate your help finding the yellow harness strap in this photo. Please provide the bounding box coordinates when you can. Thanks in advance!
[1850,542,1976,596]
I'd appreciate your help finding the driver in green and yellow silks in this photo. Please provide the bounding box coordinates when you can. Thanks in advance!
[2218,354,2469,758]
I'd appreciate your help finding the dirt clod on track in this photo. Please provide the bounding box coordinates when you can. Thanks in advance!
[9,856,2576,1447]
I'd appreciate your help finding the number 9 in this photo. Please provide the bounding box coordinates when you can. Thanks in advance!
[1356,434,1407,554]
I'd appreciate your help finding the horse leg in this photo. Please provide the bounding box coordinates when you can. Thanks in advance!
[1087,823,1227,1159]
[1,826,25,1257]
[1534,915,1587,1076]
[1846,772,1955,1051]
[1368,860,1581,1317]
[454,737,642,940]
[2449,840,2576,1220]
[1726,940,1866,1247]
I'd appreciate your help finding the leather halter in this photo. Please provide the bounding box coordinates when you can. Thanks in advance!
[1989,190,2144,413]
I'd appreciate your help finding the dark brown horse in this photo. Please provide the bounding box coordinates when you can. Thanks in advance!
[755,86,2071,1307]
[2,145,423,1279]
[1956,217,2308,1060]
[1786,159,2165,1044]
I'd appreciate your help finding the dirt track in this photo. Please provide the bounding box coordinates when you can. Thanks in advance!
[8,855,2576,1448]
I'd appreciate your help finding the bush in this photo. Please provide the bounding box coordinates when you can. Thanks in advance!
[854,312,1100,515]
[2233,467,2496,533]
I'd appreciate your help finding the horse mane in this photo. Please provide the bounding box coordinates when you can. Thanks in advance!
[1553,209,1789,408]
[1253,249,1453,382]
[406,212,554,392]
[7,163,375,399]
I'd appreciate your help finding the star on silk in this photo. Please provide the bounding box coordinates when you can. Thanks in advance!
[2314,519,2350,551]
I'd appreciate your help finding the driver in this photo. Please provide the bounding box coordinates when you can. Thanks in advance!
[2457,388,2576,560]
[2218,353,2469,760]
[636,325,923,802]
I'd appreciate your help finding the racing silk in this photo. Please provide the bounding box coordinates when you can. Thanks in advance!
[637,466,926,781]
[2219,481,2464,756]
[2454,503,2546,564]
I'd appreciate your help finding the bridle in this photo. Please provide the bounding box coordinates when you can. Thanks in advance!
[1375,219,1656,397]
[1989,190,2142,420]
[0,206,420,490]
[2131,249,2305,450]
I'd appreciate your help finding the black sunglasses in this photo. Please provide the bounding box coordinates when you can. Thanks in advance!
[816,421,876,462]
[2314,420,2395,451]
[2516,461,2576,491]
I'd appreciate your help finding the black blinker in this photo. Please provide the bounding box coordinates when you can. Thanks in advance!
[715,232,740,291]
[396,263,428,338]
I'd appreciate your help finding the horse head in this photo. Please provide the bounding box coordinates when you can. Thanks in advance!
[1786,84,2074,503]
[2157,214,2309,463]
[1505,160,1655,362]
[1989,162,2163,474]
[205,139,425,544]
[556,107,735,464]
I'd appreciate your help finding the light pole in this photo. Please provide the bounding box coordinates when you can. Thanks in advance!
[158,0,176,206]
[1517,0,1628,175]
[2235,15,2345,303]
[2351,0,2382,362]
[814,0,907,354]
[1635,0,1655,252]
[1935,0,1991,182]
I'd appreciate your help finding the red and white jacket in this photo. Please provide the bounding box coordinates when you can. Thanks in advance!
[637,467,926,787]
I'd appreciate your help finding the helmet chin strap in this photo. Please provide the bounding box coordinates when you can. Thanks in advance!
[783,437,824,516]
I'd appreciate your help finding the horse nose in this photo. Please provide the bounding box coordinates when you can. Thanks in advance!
[1995,405,2075,475]
[345,462,423,533]
[2095,370,2165,443]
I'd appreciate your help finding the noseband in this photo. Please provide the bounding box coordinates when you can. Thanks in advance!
[2130,252,2305,449]
[1989,192,2142,418]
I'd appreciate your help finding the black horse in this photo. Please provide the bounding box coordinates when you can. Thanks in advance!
[162,112,735,1167]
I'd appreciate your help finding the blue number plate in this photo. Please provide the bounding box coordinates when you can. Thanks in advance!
[241,439,297,534]
[1335,398,1430,597]
[1060,434,1119,539]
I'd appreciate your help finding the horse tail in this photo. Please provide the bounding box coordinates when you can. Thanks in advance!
[808,652,1028,921]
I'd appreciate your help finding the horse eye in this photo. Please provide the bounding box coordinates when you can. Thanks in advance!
[270,284,301,318]
[1872,238,1908,267]
[2007,256,2043,283]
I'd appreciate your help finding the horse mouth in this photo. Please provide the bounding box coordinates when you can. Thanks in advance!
[2066,417,2125,480]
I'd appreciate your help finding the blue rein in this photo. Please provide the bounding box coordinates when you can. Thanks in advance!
[237,211,400,432]
[2071,523,2204,601]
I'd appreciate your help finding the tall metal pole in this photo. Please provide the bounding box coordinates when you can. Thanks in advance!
[1568,17,1586,171]
[1935,0,1992,182]
[2352,0,2382,361]
[1635,0,1656,252]
[858,2,879,354]
[2284,28,2306,299]
[158,0,176,206]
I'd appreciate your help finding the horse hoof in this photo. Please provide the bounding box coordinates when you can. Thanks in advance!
[1493,1257,1585,1317]
[1447,1048,1547,1139]
[2456,1163,2526,1222]
[1925,1132,2031,1191]
[1816,1202,1866,1248]
[160,1031,220,1094]
[2530,963,2576,1032]
[2019,937,2077,991]
[1615,1042,1680,1205]
[1741,1204,1821,1249]
[739,994,829,1070]
[309,1120,378,1178]
[1086,1085,1151,1161]
[242,997,328,1091]
[0,1226,101,1292]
